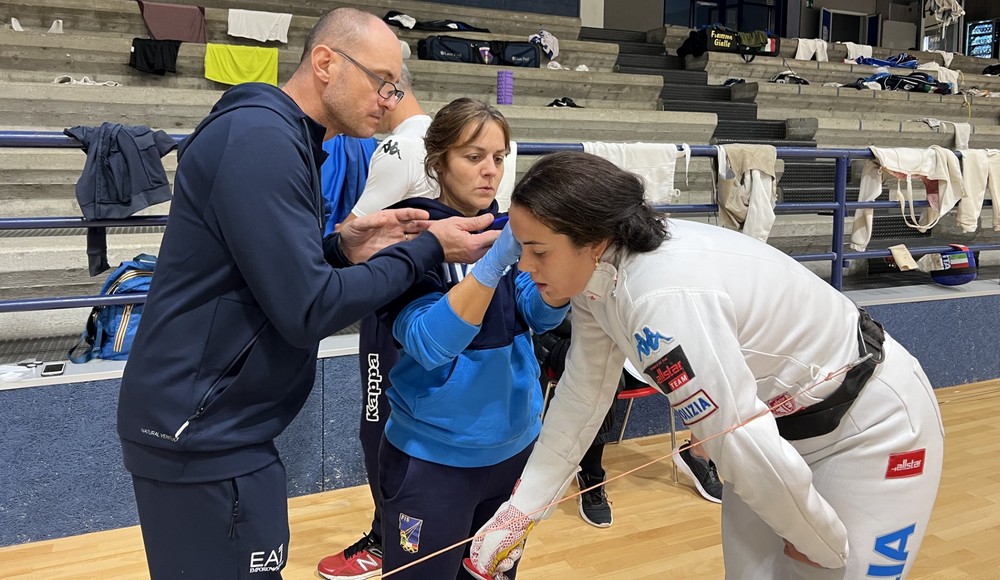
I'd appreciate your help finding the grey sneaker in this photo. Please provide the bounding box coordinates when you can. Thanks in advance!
[577,472,613,528]
[673,440,723,503]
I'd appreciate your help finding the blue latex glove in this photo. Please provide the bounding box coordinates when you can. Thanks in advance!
[471,225,521,288]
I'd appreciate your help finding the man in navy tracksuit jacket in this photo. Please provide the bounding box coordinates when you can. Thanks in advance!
[375,197,567,578]
[116,10,498,580]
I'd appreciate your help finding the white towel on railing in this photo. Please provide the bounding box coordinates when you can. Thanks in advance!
[794,38,828,62]
[582,142,689,204]
[841,42,873,61]
[715,144,778,241]
[494,140,518,212]
[228,9,292,43]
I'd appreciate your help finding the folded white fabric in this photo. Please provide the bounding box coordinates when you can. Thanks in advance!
[930,50,954,68]
[495,140,518,212]
[53,75,122,86]
[227,9,292,43]
[917,61,961,94]
[841,41,873,60]
[794,38,828,62]
[582,142,689,204]
[11,17,24,31]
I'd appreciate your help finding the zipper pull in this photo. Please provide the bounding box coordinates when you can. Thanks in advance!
[173,420,190,439]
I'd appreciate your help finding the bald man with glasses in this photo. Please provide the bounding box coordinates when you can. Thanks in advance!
[117,8,500,580]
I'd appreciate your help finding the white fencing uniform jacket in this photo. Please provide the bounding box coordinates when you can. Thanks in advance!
[509,219,857,569]
[350,114,437,218]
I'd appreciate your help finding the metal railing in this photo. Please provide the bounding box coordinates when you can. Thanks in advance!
[1,131,996,314]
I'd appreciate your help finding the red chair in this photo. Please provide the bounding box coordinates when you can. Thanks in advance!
[615,385,678,482]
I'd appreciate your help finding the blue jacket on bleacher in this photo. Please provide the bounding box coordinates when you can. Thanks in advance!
[116,82,444,483]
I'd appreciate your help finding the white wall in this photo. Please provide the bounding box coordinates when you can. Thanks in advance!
[581,0,604,28]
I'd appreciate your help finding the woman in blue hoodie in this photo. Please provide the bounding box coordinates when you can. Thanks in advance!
[375,98,568,579]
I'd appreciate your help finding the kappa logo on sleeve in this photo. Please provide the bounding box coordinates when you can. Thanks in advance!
[885,449,926,479]
[643,344,694,392]
[672,389,718,425]
[381,139,401,159]
[634,326,672,361]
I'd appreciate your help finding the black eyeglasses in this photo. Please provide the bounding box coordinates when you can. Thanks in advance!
[330,48,404,104]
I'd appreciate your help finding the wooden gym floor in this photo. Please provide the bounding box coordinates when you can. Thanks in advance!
[1,381,998,579]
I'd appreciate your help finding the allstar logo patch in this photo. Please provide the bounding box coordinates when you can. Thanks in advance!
[885,449,926,479]
[644,344,695,392]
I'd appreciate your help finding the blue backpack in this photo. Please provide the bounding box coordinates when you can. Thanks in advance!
[69,253,156,363]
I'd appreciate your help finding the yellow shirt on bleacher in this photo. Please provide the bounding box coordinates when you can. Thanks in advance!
[204,43,279,86]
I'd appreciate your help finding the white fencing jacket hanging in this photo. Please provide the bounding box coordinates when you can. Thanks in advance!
[850,145,967,251]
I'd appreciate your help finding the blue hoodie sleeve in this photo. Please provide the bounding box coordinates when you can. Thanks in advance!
[514,271,568,333]
[391,293,480,370]
[207,111,443,348]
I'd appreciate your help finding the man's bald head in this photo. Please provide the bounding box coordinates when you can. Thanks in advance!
[300,8,381,66]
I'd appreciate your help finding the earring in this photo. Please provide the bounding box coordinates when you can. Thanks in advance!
[594,256,600,269]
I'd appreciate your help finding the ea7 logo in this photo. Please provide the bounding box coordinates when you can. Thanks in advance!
[249,543,284,573]
[867,524,915,577]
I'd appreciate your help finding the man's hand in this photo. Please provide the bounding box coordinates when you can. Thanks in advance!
[424,214,501,264]
[338,208,429,263]
[783,540,824,568]
[463,502,536,580]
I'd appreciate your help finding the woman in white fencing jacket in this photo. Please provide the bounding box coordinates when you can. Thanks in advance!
[465,151,944,580]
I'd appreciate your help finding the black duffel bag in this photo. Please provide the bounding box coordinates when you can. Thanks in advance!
[492,40,541,68]
[417,36,541,68]
[418,35,496,65]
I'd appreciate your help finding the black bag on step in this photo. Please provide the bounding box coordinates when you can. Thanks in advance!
[491,40,541,68]
[418,35,496,65]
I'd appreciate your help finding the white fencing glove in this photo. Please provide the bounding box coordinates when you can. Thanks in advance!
[463,501,535,580]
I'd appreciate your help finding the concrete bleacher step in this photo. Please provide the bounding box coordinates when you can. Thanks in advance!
[615,53,679,70]
[746,82,1000,125]
[616,66,707,85]
[688,50,1000,94]
[662,100,758,122]
[0,30,662,109]
[609,41,666,57]
[660,83,731,102]
[655,25,1000,77]
[579,27,647,44]
[0,85,716,150]
[8,0,581,41]
[712,119,786,141]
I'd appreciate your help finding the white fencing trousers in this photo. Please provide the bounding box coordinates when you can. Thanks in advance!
[721,336,944,579]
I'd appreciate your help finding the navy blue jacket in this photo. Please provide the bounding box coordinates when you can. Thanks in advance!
[64,122,176,275]
[117,83,443,483]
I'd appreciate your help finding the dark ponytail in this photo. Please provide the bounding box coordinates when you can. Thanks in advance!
[511,151,668,252]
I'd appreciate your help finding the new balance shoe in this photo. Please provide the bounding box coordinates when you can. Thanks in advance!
[673,440,723,504]
[317,531,383,580]
[577,472,613,528]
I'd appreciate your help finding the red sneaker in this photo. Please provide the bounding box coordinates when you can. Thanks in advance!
[317,532,383,580]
